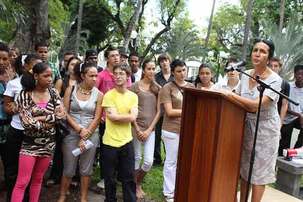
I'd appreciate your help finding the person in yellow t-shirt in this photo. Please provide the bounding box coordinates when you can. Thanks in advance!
[102,64,138,202]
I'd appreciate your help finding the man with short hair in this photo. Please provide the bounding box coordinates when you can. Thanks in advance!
[60,51,75,77]
[35,42,63,94]
[102,64,138,202]
[129,52,142,83]
[85,49,98,66]
[279,64,303,155]
[119,47,129,65]
[96,46,131,189]
[154,53,174,165]
[269,57,289,125]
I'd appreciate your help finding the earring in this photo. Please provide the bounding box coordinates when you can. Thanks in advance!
[35,79,38,85]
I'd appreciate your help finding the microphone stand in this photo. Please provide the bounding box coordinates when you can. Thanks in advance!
[235,67,299,202]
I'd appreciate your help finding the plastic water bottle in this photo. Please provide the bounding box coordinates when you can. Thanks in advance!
[72,140,94,156]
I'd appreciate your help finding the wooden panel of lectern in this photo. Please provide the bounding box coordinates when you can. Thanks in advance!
[175,88,248,202]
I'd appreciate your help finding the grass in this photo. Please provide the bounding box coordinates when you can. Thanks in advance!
[142,164,163,202]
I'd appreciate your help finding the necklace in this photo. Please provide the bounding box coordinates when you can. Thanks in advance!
[79,86,92,95]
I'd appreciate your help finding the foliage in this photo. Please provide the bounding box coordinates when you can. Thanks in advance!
[0,0,26,42]
[211,3,245,57]
[153,12,206,61]
[261,16,303,80]
[49,0,70,52]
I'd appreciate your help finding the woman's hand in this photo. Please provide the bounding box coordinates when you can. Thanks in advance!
[141,129,152,142]
[136,129,151,142]
[78,139,86,152]
[136,130,145,142]
[7,102,18,114]
[79,128,91,140]
[55,104,66,119]
[219,89,233,97]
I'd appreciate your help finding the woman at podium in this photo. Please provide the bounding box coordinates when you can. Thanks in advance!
[222,39,282,202]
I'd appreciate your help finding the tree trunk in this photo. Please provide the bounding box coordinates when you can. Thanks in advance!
[279,0,285,32]
[13,0,50,52]
[242,0,254,61]
[205,0,216,48]
[75,0,84,54]
[122,0,143,52]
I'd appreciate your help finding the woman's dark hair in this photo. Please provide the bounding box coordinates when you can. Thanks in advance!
[141,58,153,79]
[21,62,50,91]
[194,63,212,86]
[140,58,159,95]
[170,59,186,72]
[15,54,40,76]
[294,64,303,73]
[142,58,153,71]
[66,56,81,73]
[252,38,275,59]
[74,62,96,83]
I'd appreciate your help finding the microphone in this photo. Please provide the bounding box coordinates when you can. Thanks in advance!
[224,61,246,72]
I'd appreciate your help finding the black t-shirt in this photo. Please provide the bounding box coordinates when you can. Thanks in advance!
[278,79,290,114]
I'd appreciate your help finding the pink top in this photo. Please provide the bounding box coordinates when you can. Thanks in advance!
[96,68,132,94]
[36,101,48,109]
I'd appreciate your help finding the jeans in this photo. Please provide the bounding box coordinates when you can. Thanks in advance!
[102,142,136,202]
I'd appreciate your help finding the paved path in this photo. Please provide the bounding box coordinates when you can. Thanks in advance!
[237,186,302,202]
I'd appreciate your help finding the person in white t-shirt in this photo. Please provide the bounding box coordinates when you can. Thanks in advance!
[280,64,303,153]
[213,57,240,92]
[129,52,142,83]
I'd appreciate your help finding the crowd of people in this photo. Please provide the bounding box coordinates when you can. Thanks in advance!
[0,39,302,202]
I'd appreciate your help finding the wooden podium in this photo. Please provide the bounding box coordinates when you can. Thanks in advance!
[175,88,248,202]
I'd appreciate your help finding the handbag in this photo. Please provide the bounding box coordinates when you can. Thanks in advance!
[50,86,74,138]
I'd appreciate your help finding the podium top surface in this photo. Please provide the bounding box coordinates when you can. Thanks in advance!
[183,87,251,112]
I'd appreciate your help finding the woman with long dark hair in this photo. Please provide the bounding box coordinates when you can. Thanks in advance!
[194,64,214,90]
[58,62,102,202]
[130,59,161,199]
[11,62,65,202]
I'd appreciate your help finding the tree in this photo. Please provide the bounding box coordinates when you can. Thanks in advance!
[242,0,254,60]
[153,13,206,61]
[11,0,51,52]
[261,16,303,79]
[75,0,84,53]
[98,0,184,59]
[205,0,216,48]
[211,4,245,57]
[0,0,70,52]
[279,0,285,32]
